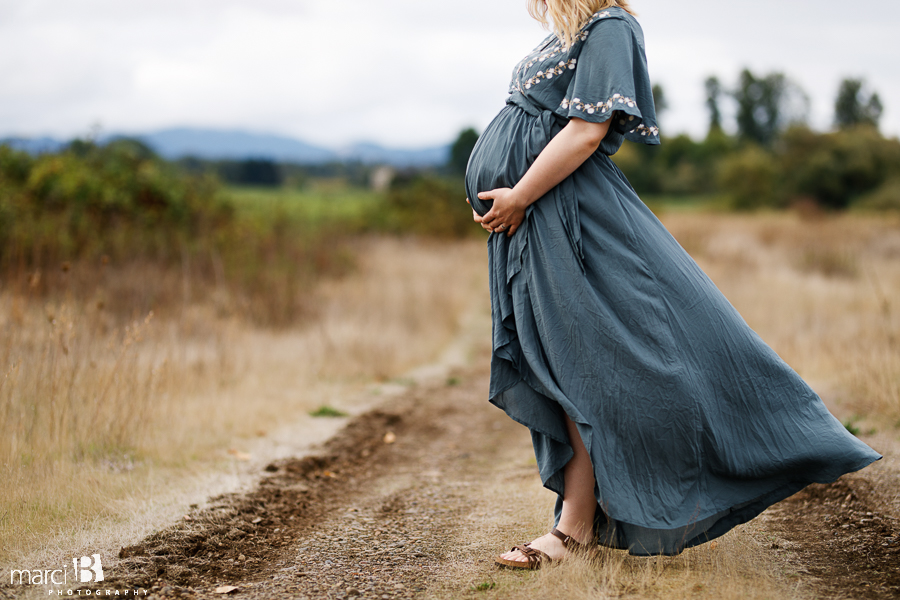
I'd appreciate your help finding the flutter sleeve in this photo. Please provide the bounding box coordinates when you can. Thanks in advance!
[560,14,660,147]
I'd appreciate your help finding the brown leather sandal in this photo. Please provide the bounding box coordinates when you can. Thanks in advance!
[494,527,589,570]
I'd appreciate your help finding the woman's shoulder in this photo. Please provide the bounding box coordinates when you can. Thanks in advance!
[579,6,644,46]
[586,5,638,23]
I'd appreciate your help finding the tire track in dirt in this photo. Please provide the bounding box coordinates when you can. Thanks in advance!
[60,357,531,600]
[762,473,900,599]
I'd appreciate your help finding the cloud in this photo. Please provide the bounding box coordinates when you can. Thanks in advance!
[1,0,898,146]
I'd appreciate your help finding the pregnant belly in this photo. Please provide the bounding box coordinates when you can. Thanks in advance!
[464,103,562,217]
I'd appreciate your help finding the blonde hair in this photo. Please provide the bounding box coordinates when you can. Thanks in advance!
[527,0,637,49]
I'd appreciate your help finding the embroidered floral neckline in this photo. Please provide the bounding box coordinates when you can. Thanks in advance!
[511,10,613,93]
[509,8,660,139]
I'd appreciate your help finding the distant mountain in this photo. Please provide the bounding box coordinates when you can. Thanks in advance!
[1,136,67,154]
[338,142,449,168]
[132,128,337,164]
[2,128,451,167]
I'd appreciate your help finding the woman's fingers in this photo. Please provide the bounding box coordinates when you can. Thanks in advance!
[477,188,523,235]
[468,198,491,227]
[470,191,523,235]
[484,208,513,228]
[478,188,505,203]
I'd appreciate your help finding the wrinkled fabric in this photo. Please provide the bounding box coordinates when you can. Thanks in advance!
[464,8,881,556]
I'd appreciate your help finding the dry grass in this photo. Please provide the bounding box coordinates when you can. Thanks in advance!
[302,236,484,380]
[522,532,804,600]
[433,431,808,600]
[3,210,897,600]
[0,236,488,564]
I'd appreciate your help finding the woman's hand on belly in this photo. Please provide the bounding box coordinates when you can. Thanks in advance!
[476,188,526,237]
[476,116,611,237]
[467,198,503,234]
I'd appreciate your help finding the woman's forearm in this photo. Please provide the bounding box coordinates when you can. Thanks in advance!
[511,116,612,208]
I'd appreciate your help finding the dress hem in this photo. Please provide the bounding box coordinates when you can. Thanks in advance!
[489,372,882,556]
[588,454,881,556]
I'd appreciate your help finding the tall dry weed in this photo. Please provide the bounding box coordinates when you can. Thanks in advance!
[0,236,488,563]
[0,291,233,562]
[312,236,484,380]
[522,530,802,600]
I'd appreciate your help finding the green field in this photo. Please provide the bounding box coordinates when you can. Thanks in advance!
[226,185,385,232]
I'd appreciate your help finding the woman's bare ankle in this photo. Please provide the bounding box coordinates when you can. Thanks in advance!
[554,521,594,546]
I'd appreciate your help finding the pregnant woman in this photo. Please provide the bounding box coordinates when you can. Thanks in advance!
[464,0,881,568]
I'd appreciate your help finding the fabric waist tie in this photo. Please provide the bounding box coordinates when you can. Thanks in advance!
[507,91,604,162]
[506,91,583,270]
[507,91,569,128]
[506,91,542,117]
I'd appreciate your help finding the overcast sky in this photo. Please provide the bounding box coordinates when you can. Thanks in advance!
[2,0,898,148]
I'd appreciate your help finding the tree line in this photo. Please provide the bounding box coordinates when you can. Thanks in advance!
[450,70,898,212]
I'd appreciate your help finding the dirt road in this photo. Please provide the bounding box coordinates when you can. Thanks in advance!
[12,356,899,600]
[69,355,535,600]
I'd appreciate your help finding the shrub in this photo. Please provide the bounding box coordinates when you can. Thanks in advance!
[1,139,234,266]
[382,175,478,239]
[0,144,34,185]
[717,145,780,209]
[854,178,900,212]
[0,141,356,327]
[779,125,900,209]
[0,183,13,249]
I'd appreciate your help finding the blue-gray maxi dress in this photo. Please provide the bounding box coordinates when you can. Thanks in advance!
[464,7,881,556]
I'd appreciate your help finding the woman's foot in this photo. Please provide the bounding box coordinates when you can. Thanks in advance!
[498,531,566,566]
[496,413,598,569]
[496,528,591,568]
